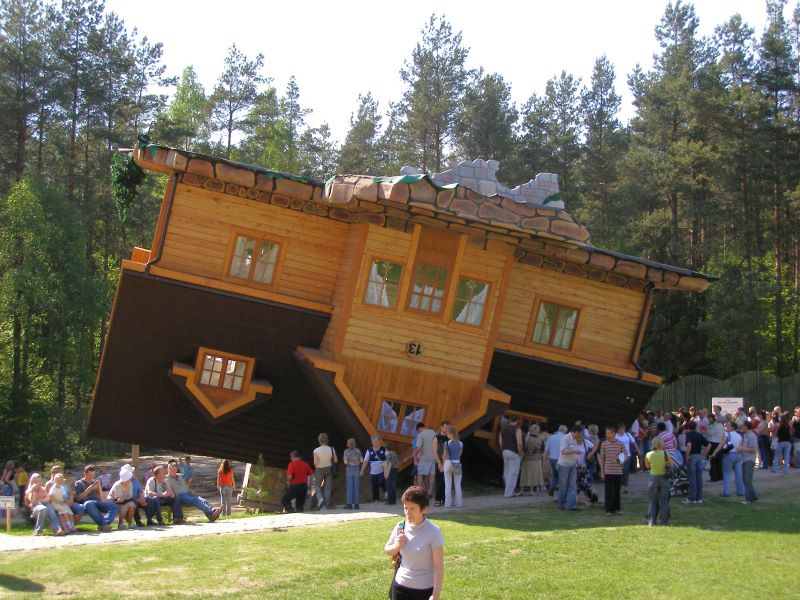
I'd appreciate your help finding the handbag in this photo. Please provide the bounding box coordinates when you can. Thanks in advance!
[388,520,406,598]
[330,447,338,478]
[447,441,463,475]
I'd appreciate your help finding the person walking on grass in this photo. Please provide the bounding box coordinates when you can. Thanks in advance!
[217,459,236,516]
[556,425,582,511]
[645,437,672,526]
[683,420,709,504]
[739,421,759,504]
[599,425,625,516]
[499,415,523,498]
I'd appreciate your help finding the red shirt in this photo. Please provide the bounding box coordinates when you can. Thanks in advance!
[286,459,313,485]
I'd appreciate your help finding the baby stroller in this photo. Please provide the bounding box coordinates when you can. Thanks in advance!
[668,462,689,497]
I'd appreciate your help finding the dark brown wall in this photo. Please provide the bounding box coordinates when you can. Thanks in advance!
[488,350,657,432]
[88,270,344,468]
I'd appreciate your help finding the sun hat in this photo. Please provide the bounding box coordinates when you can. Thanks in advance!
[120,469,133,482]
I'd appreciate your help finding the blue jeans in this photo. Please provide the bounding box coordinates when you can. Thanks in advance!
[548,459,559,492]
[81,499,119,527]
[647,475,670,525]
[687,454,704,502]
[772,441,791,474]
[741,460,758,502]
[386,468,398,504]
[345,466,360,505]
[32,503,60,533]
[177,492,214,516]
[556,464,577,509]
[722,452,744,496]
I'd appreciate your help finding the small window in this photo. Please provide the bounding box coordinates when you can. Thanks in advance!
[532,301,579,350]
[199,352,248,392]
[451,278,490,326]
[364,259,404,308]
[408,264,448,314]
[228,235,280,285]
[377,399,426,437]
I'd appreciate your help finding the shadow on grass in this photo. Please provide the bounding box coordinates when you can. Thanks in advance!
[0,574,45,592]
[433,492,800,535]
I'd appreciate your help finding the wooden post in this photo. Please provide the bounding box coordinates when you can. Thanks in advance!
[132,444,140,470]
[5,508,10,533]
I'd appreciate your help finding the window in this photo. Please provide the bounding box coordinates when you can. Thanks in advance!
[407,228,460,316]
[228,234,281,285]
[172,347,272,421]
[409,264,448,314]
[451,277,490,326]
[377,399,426,437]
[364,259,403,308]
[199,352,247,392]
[532,301,579,350]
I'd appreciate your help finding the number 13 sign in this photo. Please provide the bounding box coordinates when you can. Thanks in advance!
[406,341,423,357]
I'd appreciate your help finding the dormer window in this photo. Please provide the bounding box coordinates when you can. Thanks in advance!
[199,352,247,392]
[170,347,272,421]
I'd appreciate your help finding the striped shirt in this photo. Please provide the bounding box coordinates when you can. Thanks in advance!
[599,439,625,475]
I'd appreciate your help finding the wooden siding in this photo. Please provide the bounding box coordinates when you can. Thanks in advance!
[320,224,367,356]
[157,185,347,305]
[338,225,509,383]
[497,261,645,371]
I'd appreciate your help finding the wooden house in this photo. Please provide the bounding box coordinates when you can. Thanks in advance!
[87,141,715,468]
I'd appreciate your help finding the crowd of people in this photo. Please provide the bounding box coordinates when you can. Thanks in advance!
[498,403,800,527]
[1,456,240,536]
[280,423,464,515]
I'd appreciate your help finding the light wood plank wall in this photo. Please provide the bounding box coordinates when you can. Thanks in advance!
[340,226,507,381]
[158,185,347,305]
[497,262,646,369]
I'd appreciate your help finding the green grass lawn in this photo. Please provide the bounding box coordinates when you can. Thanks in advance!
[1,484,798,599]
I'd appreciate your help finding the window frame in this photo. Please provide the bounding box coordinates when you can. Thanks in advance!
[526,297,582,353]
[222,229,286,290]
[449,275,492,329]
[373,395,429,443]
[360,255,406,312]
[194,347,255,399]
[404,227,464,320]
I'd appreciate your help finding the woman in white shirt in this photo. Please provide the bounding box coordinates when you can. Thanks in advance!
[385,486,444,600]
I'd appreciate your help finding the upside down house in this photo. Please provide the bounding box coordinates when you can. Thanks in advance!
[87,140,715,468]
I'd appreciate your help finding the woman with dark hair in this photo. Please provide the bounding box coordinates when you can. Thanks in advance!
[385,486,444,600]
[772,416,792,474]
[216,459,236,516]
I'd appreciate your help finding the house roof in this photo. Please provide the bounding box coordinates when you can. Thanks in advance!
[132,140,716,292]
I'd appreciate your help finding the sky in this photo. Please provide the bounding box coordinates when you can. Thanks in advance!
[105,0,782,144]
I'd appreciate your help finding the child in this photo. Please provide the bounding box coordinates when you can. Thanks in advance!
[26,473,64,536]
[15,464,28,510]
[98,466,112,491]
[216,459,236,516]
[49,473,77,533]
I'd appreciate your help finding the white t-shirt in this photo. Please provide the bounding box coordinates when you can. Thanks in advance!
[313,445,335,468]
[726,430,742,452]
[417,428,437,461]
[388,518,444,590]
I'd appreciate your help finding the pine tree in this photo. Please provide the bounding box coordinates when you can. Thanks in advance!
[209,44,268,158]
[398,14,472,172]
[338,92,382,174]
[453,72,518,183]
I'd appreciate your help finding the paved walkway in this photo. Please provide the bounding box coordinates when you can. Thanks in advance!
[2,464,795,553]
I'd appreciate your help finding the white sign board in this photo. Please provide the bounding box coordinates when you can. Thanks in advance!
[712,397,744,417]
[0,496,15,509]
